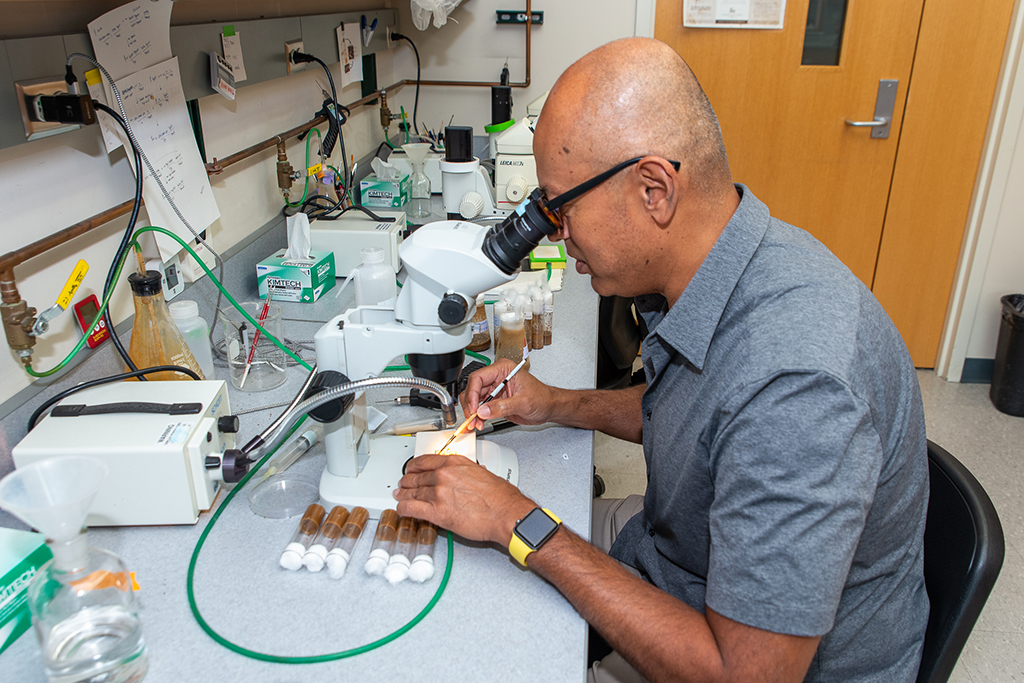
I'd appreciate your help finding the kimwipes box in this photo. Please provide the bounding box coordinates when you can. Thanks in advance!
[0,527,52,654]
[256,250,335,303]
[360,172,410,208]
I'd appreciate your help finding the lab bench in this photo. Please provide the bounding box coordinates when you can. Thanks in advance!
[0,250,599,683]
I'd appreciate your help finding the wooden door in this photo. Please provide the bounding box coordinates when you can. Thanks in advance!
[655,0,1015,366]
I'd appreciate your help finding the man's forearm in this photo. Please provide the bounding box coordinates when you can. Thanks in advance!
[549,383,644,443]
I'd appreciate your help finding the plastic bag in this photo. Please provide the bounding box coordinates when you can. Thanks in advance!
[411,0,463,30]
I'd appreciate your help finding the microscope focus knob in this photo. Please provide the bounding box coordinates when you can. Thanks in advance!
[459,192,485,219]
[506,176,529,204]
[438,293,469,325]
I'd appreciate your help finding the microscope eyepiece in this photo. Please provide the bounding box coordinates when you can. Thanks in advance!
[481,188,559,275]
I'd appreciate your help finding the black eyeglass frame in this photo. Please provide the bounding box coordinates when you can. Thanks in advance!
[542,156,682,217]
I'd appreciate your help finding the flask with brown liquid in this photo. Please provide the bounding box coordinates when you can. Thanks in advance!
[126,271,205,380]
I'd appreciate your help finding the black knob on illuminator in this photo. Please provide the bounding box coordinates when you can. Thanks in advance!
[218,415,240,433]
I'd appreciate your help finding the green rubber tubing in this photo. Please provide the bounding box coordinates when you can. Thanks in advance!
[186,414,455,662]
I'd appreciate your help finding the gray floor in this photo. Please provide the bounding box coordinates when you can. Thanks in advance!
[593,369,1024,682]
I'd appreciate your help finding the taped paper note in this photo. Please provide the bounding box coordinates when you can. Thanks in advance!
[87,0,173,81]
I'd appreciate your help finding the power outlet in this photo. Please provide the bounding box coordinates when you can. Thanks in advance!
[285,40,304,74]
[386,30,395,49]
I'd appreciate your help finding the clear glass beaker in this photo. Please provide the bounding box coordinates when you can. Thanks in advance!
[221,302,287,392]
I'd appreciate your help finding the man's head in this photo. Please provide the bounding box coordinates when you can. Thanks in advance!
[534,38,737,303]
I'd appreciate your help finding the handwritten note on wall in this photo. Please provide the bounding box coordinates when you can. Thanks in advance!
[87,0,173,81]
[115,58,220,260]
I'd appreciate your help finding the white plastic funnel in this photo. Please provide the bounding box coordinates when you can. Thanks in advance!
[0,456,108,542]
[402,142,431,167]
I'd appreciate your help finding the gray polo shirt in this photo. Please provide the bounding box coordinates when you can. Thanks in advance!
[609,186,929,682]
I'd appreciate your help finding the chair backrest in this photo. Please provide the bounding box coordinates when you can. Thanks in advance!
[916,441,1005,683]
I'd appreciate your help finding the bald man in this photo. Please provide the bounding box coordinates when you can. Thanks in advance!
[395,38,929,683]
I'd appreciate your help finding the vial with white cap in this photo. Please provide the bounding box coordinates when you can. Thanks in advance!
[409,521,439,583]
[364,509,399,575]
[383,516,419,584]
[326,506,370,579]
[302,506,349,572]
[280,503,325,571]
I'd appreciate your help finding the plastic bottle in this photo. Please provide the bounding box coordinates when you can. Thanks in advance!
[353,247,397,307]
[127,270,205,380]
[531,296,545,350]
[383,516,419,584]
[542,283,554,346]
[495,308,530,372]
[409,521,438,583]
[168,300,215,379]
[365,509,399,576]
[326,506,369,579]
[468,294,491,352]
[279,503,325,571]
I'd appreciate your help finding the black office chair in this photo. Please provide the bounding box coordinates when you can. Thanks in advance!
[916,440,1005,683]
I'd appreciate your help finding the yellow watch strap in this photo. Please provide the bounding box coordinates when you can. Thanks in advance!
[509,508,561,566]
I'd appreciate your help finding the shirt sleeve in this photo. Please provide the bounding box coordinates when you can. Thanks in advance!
[703,370,883,637]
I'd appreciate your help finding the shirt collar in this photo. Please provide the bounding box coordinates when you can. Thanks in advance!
[652,184,770,371]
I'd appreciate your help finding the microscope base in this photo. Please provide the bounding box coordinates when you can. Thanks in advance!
[319,435,519,518]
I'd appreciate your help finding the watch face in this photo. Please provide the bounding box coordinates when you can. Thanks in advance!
[515,508,560,549]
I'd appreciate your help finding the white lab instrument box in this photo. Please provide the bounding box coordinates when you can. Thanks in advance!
[309,209,405,278]
[12,381,236,526]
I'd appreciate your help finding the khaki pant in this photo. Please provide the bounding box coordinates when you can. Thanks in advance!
[588,495,649,683]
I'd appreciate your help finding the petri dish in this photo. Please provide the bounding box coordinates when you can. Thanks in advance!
[247,472,320,518]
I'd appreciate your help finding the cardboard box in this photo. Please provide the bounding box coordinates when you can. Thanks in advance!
[0,528,51,654]
[256,250,335,303]
[360,172,411,208]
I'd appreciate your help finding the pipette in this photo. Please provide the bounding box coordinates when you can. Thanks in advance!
[253,421,323,487]
[438,357,527,454]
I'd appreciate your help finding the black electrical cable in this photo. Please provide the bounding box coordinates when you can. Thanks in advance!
[391,33,421,135]
[294,51,350,189]
[93,101,145,375]
[28,364,202,432]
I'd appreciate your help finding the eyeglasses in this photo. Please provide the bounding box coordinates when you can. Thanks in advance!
[536,156,682,230]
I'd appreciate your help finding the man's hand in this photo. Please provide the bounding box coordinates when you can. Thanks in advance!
[460,358,561,431]
[393,454,536,545]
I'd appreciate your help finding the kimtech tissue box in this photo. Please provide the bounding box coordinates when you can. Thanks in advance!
[0,527,51,654]
[256,249,335,303]
[360,172,411,208]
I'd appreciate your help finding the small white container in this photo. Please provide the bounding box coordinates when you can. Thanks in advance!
[353,247,397,307]
[168,300,214,379]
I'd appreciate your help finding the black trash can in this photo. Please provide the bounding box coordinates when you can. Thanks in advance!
[990,294,1024,416]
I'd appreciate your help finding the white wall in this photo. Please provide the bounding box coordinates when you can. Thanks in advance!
[0,43,395,406]
[386,0,641,136]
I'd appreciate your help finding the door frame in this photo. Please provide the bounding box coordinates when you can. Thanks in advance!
[938,0,1024,382]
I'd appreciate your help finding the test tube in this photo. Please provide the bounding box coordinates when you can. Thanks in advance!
[520,295,534,350]
[409,521,439,583]
[302,506,349,572]
[326,506,370,579]
[279,503,325,571]
[383,516,419,585]
[542,284,554,346]
[364,509,399,576]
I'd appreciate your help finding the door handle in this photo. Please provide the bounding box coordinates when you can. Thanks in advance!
[845,117,889,127]
[846,79,898,139]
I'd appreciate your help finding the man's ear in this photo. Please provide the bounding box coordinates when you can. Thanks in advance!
[636,157,678,226]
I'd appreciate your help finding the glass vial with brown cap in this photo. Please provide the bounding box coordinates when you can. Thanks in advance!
[127,270,205,380]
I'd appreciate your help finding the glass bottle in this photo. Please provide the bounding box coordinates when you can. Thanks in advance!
[408,164,432,219]
[467,294,491,352]
[127,270,204,380]
[0,457,148,683]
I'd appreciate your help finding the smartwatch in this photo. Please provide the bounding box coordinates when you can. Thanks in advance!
[509,507,562,566]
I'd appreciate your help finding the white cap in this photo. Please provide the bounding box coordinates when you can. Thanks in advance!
[302,544,327,572]
[360,246,385,264]
[168,300,199,321]
[279,542,306,571]
[408,555,435,583]
[364,548,389,576]
[383,554,411,585]
[326,548,351,579]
